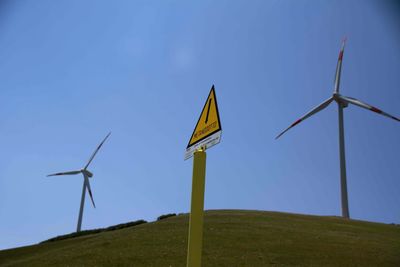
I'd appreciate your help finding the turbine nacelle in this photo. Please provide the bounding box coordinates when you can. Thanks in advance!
[333,93,348,108]
[81,169,93,178]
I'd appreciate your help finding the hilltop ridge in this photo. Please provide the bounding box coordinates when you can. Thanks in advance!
[1,210,399,266]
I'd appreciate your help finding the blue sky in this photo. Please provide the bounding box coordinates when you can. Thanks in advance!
[1,0,399,250]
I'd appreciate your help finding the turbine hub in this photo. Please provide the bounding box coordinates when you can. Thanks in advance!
[333,93,341,100]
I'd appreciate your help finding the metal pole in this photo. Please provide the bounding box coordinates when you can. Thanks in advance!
[186,149,207,267]
[338,103,350,219]
[76,176,87,232]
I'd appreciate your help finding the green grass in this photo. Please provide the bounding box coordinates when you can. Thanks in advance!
[1,210,399,266]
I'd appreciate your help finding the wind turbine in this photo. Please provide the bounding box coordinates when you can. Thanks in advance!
[276,39,399,219]
[47,132,111,232]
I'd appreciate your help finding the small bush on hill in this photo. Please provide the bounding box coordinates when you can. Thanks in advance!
[41,219,147,244]
[157,213,176,221]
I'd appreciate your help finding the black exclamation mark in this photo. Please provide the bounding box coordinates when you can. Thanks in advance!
[205,98,212,124]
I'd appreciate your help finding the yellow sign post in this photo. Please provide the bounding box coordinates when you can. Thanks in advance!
[185,85,221,267]
[186,148,206,267]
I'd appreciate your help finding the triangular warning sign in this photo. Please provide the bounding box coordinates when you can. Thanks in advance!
[185,85,222,159]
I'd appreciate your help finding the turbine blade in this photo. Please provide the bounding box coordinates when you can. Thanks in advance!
[84,132,111,170]
[340,95,400,122]
[334,37,347,93]
[47,170,81,177]
[276,97,334,139]
[84,176,96,208]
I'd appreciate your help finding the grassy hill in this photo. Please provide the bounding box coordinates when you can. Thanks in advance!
[1,210,399,266]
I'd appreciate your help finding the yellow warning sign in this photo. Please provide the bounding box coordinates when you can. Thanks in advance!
[185,85,221,160]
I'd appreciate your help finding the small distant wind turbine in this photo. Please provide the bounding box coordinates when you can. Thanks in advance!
[47,132,111,232]
[276,39,399,219]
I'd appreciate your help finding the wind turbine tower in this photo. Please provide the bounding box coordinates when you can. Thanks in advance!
[276,39,399,219]
[47,132,111,232]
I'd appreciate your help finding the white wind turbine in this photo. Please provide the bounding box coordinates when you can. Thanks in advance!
[276,39,399,219]
[47,132,111,232]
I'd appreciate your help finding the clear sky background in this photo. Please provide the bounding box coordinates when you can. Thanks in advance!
[1,0,399,250]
